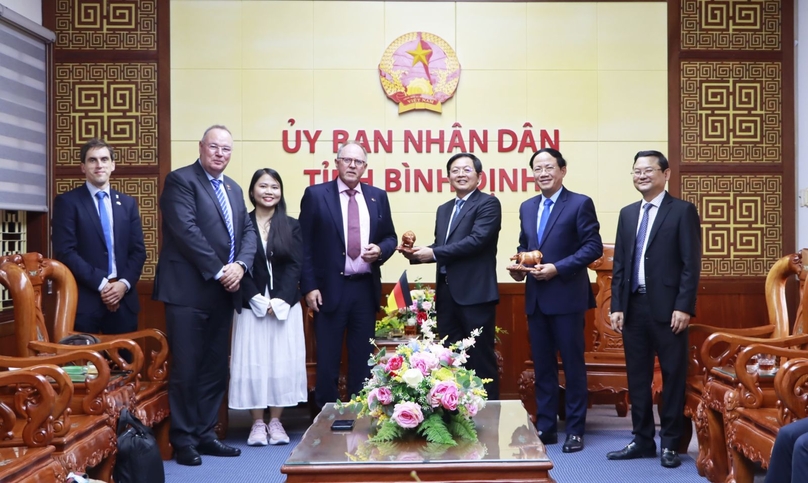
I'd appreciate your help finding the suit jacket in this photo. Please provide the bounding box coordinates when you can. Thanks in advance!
[299,180,397,313]
[153,161,256,312]
[611,192,701,322]
[241,212,302,307]
[431,189,501,306]
[517,187,602,315]
[52,184,147,315]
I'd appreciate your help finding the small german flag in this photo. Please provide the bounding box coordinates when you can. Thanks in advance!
[386,271,413,312]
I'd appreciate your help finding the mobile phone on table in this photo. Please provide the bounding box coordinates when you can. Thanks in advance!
[331,419,355,431]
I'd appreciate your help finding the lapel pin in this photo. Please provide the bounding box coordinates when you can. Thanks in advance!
[371,197,376,202]
[116,201,121,205]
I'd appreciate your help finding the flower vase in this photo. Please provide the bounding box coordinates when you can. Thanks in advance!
[389,327,404,339]
[404,323,418,338]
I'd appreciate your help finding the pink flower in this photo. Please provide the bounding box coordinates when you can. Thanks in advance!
[465,402,478,417]
[368,387,393,408]
[441,386,459,411]
[430,345,453,365]
[392,402,424,428]
[386,355,403,374]
[422,301,432,311]
[410,352,438,376]
[428,380,459,408]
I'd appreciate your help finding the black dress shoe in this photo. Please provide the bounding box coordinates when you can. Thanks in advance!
[660,448,681,468]
[538,431,558,445]
[175,445,201,466]
[606,442,657,460]
[562,434,584,453]
[198,439,241,457]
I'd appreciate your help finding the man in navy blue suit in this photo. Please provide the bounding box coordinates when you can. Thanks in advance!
[509,148,602,454]
[52,138,146,335]
[299,141,397,408]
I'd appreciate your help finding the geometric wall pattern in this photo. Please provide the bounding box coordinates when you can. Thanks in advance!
[54,177,159,280]
[54,0,157,50]
[681,0,781,50]
[680,61,781,164]
[54,63,158,167]
[681,175,781,277]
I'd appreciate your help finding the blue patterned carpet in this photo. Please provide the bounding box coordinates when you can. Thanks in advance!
[163,405,764,483]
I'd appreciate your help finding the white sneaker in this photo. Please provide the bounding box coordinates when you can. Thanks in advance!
[247,420,268,446]
[268,419,289,445]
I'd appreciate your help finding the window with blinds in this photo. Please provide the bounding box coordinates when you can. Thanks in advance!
[0,4,54,212]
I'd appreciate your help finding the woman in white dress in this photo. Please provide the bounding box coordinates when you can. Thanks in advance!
[229,168,307,446]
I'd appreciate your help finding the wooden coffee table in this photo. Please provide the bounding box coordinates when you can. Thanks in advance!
[282,400,555,482]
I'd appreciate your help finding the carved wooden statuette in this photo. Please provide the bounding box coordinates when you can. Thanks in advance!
[507,250,542,272]
[397,230,417,254]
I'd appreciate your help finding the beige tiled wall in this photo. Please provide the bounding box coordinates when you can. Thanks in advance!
[171,0,667,282]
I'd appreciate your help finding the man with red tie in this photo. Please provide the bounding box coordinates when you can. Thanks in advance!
[299,141,397,408]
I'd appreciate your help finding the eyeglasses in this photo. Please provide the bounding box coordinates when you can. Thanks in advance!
[338,157,366,167]
[206,143,232,155]
[631,167,663,177]
[450,167,475,175]
[533,166,557,174]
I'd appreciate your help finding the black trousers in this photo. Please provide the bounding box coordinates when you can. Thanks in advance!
[165,303,233,449]
[622,292,688,450]
[74,301,138,334]
[313,277,377,408]
[436,277,499,400]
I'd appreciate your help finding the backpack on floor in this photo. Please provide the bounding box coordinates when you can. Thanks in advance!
[113,409,165,483]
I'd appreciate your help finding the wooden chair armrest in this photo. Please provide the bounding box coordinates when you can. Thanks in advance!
[28,339,144,387]
[92,328,168,382]
[733,344,808,409]
[21,364,73,437]
[689,324,775,338]
[0,350,111,415]
[0,369,56,447]
[701,332,808,372]
[774,357,808,420]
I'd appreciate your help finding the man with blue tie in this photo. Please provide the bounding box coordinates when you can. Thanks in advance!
[405,153,502,399]
[52,138,146,335]
[509,148,602,453]
[606,150,701,468]
[154,125,257,466]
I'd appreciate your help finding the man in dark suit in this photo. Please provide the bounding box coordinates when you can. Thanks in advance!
[154,125,256,466]
[509,148,602,453]
[52,138,146,335]
[299,141,397,408]
[405,152,502,399]
[606,150,701,468]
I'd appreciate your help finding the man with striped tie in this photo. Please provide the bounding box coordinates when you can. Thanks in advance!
[607,150,701,469]
[154,125,256,466]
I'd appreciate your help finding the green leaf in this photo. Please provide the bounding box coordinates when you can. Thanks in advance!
[448,413,478,441]
[417,413,457,445]
[369,420,404,443]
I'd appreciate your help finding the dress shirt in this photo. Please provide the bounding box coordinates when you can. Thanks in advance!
[85,182,130,292]
[337,178,371,275]
[635,190,666,287]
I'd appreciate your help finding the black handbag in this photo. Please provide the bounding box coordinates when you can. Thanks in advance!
[114,409,165,483]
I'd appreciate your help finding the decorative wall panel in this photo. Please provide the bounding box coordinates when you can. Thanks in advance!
[680,61,781,164]
[54,63,158,167]
[681,174,781,277]
[54,0,157,50]
[680,0,780,50]
[54,177,159,280]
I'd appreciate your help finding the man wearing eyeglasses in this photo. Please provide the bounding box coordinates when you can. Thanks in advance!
[154,125,256,466]
[606,150,701,469]
[299,140,397,408]
[404,152,502,400]
[509,148,602,454]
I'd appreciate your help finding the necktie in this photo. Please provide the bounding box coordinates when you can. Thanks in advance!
[96,191,114,275]
[445,198,465,242]
[211,179,235,263]
[536,199,554,244]
[632,203,653,293]
[346,189,360,260]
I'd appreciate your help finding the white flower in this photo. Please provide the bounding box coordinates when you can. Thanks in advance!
[402,368,424,387]
[407,317,417,326]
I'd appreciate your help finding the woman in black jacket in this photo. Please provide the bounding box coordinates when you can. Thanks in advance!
[228,168,306,446]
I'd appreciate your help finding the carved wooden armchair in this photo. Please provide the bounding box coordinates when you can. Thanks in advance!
[722,343,808,483]
[685,251,807,482]
[0,368,69,483]
[0,252,172,458]
[517,244,660,422]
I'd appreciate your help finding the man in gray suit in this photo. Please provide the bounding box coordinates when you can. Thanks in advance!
[154,125,256,466]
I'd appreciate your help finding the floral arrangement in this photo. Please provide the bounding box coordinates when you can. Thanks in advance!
[348,437,487,462]
[341,319,489,445]
[376,283,436,338]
